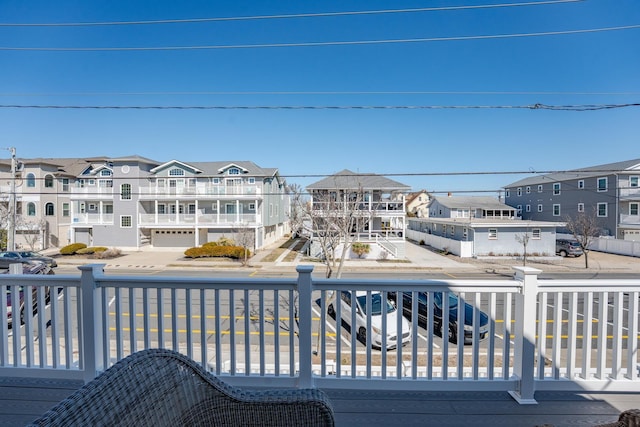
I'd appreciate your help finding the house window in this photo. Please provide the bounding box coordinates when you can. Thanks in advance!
[597,177,608,192]
[45,202,54,216]
[631,176,639,187]
[100,169,112,177]
[120,183,132,200]
[169,168,184,176]
[578,180,584,189]
[578,203,584,213]
[104,204,113,214]
[450,226,455,236]
[158,204,166,214]
[27,202,36,216]
[538,204,543,212]
[188,204,196,214]
[79,203,85,213]
[597,202,607,217]
[249,203,255,210]
[88,203,96,211]
[62,203,70,217]
[517,187,522,196]
[630,203,639,215]
[120,215,132,228]
[537,184,543,193]
[526,186,531,194]
[248,177,255,184]
[532,229,541,239]
[211,203,218,213]
[229,168,240,175]
[88,179,95,186]
[525,205,531,212]
[488,229,498,240]
[98,179,113,188]
[505,190,510,197]
[517,205,522,214]
[26,173,36,188]
[462,227,468,239]
[212,178,220,184]
[62,178,70,192]
[553,204,561,216]
[553,183,561,195]
[44,174,54,188]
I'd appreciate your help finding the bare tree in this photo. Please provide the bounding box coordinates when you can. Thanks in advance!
[515,231,530,266]
[292,183,370,278]
[232,224,255,267]
[564,209,601,268]
[287,183,306,238]
[16,218,46,250]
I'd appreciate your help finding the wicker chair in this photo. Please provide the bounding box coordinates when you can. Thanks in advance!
[28,348,335,427]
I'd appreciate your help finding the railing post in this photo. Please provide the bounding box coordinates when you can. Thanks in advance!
[510,266,540,404]
[296,265,315,388]
[79,264,105,383]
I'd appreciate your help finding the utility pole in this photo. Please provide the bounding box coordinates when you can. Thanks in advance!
[4,147,17,251]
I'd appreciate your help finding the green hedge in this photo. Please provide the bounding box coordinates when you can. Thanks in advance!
[184,244,250,259]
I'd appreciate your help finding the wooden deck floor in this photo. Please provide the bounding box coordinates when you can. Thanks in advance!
[1,377,637,427]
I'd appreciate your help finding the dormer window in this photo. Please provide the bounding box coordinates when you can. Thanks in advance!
[169,168,185,176]
[228,168,240,175]
[100,169,112,177]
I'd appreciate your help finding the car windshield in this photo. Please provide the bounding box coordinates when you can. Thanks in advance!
[19,251,40,257]
[356,293,394,316]
[433,292,460,308]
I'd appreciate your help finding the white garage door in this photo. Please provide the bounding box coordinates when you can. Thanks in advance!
[152,230,195,248]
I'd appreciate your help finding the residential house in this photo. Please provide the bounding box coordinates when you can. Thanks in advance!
[306,170,410,259]
[503,158,640,241]
[0,155,289,251]
[405,190,430,218]
[407,195,561,257]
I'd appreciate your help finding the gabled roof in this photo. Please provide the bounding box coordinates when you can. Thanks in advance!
[504,158,640,188]
[150,160,203,174]
[187,161,277,177]
[306,169,410,191]
[406,190,430,205]
[431,195,514,210]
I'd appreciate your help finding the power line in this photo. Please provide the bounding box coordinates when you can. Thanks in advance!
[2,90,639,97]
[2,24,638,51]
[0,1,583,27]
[0,103,638,111]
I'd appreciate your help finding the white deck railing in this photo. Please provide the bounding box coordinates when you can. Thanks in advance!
[0,265,638,403]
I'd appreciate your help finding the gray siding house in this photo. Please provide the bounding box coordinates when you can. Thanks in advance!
[407,196,561,257]
[0,155,289,251]
[504,158,640,241]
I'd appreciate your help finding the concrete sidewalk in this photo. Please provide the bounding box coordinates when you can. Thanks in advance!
[50,238,640,274]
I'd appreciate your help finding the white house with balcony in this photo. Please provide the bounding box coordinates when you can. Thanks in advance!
[407,195,562,257]
[306,170,410,259]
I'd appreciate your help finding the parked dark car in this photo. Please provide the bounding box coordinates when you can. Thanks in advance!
[4,262,53,327]
[0,251,57,268]
[390,291,489,344]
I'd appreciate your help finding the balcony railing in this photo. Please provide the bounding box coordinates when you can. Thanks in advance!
[619,214,640,225]
[138,213,259,226]
[69,187,114,199]
[72,213,114,225]
[138,185,261,199]
[620,187,640,198]
[1,266,638,404]
[312,201,405,213]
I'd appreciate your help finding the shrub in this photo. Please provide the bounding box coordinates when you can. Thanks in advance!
[93,248,122,259]
[351,243,371,259]
[216,237,235,246]
[184,244,250,259]
[76,246,108,255]
[60,243,87,255]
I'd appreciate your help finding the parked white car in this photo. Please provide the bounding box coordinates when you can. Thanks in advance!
[327,290,411,349]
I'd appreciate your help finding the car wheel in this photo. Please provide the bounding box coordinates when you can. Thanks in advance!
[357,327,367,344]
[448,323,458,344]
[559,250,568,257]
[327,304,335,317]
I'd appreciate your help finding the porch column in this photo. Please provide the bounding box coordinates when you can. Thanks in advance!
[236,200,240,222]
[255,199,259,225]
[99,201,103,224]
[175,200,179,223]
[155,200,158,224]
[296,265,315,388]
[79,264,106,383]
[510,266,540,404]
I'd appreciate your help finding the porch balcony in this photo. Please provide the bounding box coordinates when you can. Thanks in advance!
[1,266,638,425]
[620,214,640,226]
[70,213,114,225]
[138,213,260,226]
[69,186,114,200]
[619,187,640,199]
[138,184,261,200]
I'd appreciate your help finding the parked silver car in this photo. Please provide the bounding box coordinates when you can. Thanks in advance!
[555,239,583,257]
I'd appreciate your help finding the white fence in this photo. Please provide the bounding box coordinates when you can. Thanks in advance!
[406,229,474,257]
[590,237,640,258]
[1,265,638,403]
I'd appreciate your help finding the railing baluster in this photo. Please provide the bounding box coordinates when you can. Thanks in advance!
[157,288,164,349]
[567,292,578,379]
[186,288,192,360]
[129,288,136,354]
[243,289,250,376]
[611,292,623,380]
[626,291,639,380]
[552,292,562,379]
[273,290,279,376]
[214,289,221,375]
[488,292,496,380]
[259,289,265,376]
[581,292,594,380]
[537,291,548,379]
[596,291,608,379]
[229,290,236,375]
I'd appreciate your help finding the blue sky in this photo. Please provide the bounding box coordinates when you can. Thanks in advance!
[1,0,638,195]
